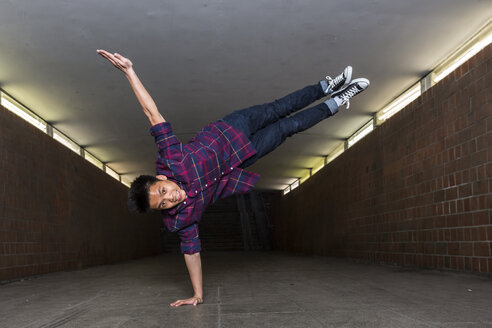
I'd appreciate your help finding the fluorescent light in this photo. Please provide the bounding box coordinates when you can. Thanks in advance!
[53,129,80,154]
[433,22,492,83]
[283,186,291,195]
[121,176,132,188]
[348,120,374,148]
[377,83,421,124]
[84,151,104,170]
[326,142,345,165]
[433,42,487,82]
[1,93,47,132]
[311,157,325,175]
[291,179,300,190]
[105,165,120,181]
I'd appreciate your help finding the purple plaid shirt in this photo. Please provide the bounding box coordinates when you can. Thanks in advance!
[151,121,260,255]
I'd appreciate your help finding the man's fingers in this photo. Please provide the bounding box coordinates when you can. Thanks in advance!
[99,53,122,68]
[170,297,201,307]
[113,57,124,66]
[97,50,117,62]
[97,49,111,57]
[98,51,113,61]
[97,50,130,71]
[170,299,184,307]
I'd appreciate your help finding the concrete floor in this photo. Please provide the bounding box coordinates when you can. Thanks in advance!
[0,252,491,328]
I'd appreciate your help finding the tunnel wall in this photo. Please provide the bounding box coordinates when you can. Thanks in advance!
[270,45,492,274]
[0,106,163,282]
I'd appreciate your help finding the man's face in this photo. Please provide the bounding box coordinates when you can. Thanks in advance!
[148,175,187,210]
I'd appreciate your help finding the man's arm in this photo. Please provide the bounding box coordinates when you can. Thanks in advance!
[97,49,165,126]
[170,253,203,307]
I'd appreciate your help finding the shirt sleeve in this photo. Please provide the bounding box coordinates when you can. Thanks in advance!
[177,223,201,255]
[150,122,184,162]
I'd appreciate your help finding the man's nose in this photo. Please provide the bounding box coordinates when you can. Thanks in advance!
[164,192,173,201]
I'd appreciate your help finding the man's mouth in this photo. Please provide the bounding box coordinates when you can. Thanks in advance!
[175,190,180,202]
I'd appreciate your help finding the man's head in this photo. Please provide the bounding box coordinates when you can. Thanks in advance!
[128,175,187,213]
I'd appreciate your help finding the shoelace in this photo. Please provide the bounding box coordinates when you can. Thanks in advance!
[338,84,361,109]
[325,73,345,93]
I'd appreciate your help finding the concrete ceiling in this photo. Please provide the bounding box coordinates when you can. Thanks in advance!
[0,0,491,190]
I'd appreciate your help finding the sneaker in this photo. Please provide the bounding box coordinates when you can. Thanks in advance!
[322,66,352,94]
[331,78,370,109]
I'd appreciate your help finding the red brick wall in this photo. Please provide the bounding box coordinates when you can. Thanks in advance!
[0,106,163,282]
[270,45,492,273]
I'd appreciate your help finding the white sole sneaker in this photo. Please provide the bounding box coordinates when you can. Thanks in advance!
[324,66,352,94]
[331,78,370,109]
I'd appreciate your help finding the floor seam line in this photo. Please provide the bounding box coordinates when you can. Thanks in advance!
[217,284,222,328]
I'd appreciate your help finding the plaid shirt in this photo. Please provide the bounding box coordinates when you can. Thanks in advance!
[151,121,259,255]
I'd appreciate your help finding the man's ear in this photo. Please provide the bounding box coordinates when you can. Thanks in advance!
[156,175,168,181]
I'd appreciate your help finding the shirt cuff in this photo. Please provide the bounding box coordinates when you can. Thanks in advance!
[150,122,172,137]
[180,236,202,255]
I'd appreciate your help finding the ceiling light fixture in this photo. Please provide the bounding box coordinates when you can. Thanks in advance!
[347,120,374,148]
[1,92,47,132]
[83,150,104,171]
[433,21,492,83]
[105,165,121,181]
[53,129,80,154]
[377,83,421,124]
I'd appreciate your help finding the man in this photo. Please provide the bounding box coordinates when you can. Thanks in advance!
[97,49,369,307]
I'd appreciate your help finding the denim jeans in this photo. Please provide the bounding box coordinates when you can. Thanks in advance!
[222,83,339,168]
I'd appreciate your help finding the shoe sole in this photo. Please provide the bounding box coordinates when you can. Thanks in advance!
[344,66,353,86]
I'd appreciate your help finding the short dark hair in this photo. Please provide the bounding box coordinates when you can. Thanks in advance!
[128,175,159,213]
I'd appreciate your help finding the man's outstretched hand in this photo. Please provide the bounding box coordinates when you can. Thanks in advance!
[170,296,203,307]
[97,49,133,74]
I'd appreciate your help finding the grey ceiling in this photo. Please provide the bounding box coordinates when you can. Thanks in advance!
[1,0,491,190]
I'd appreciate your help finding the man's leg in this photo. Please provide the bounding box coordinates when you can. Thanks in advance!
[222,83,325,137]
[240,78,369,168]
[239,99,338,168]
[222,67,352,137]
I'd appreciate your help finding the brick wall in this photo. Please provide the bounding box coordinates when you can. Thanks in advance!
[270,45,492,273]
[0,106,163,282]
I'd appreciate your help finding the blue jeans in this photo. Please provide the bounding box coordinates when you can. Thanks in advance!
[222,83,339,168]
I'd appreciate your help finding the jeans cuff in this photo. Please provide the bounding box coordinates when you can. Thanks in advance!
[324,98,339,115]
[319,80,328,94]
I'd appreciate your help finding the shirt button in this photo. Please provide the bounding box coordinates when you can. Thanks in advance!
[184,201,187,204]
[230,167,233,170]
[205,184,207,187]
[195,190,198,193]
[214,178,217,181]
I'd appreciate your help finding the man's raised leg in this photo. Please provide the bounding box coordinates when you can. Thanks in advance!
[240,78,369,168]
[222,67,352,137]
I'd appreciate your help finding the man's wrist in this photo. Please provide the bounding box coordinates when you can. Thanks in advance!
[125,67,136,78]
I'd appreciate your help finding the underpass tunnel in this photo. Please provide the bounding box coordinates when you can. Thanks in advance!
[0,2,491,327]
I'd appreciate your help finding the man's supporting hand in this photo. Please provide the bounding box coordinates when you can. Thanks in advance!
[170,296,203,307]
[171,252,203,307]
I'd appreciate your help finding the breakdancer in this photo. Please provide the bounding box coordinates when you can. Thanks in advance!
[97,49,369,307]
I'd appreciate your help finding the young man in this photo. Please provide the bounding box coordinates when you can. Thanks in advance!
[97,49,369,307]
